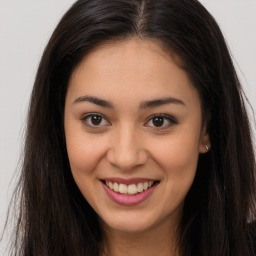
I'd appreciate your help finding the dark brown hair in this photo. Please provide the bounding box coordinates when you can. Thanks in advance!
[4,0,256,255]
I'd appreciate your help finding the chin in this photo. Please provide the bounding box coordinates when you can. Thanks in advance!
[99,208,175,235]
[99,212,152,232]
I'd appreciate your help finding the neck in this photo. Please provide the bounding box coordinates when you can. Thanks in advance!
[100,217,180,256]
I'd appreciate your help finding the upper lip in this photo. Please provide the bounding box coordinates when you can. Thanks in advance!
[101,177,158,185]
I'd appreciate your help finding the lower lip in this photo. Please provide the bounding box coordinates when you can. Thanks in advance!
[102,182,158,206]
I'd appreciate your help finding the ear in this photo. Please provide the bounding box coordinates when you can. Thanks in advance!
[199,121,211,154]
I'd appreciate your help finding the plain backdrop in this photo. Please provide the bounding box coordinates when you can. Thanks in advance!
[0,0,255,254]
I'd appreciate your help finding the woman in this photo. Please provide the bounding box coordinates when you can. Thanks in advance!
[5,0,256,255]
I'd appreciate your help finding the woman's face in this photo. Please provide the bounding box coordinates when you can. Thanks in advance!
[64,39,209,234]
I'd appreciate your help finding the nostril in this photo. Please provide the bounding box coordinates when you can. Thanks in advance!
[106,147,148,170]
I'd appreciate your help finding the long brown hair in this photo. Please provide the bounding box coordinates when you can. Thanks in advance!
[4,0,256,255]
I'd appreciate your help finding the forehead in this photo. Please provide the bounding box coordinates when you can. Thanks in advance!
[72,38,183,78]
[67,38,200,110]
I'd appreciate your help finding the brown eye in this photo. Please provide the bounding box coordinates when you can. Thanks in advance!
[145,114,177,130]
[91,115,102,125]
[81,113,111,128]
[152,116,164,127]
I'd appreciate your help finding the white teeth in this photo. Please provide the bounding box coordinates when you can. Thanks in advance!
[137,183,144,192]
[128,184,137,195]
[109,181,113,189]
[113,182,119,192]
[119,184,128,194]
[143,182,149,190]
[105,180,155,195]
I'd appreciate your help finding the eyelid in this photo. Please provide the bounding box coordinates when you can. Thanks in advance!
[144,114,177,130]
[80,112,177,130]
[80,112,111,128]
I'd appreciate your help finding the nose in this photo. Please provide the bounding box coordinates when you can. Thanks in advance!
[106,125,148,170]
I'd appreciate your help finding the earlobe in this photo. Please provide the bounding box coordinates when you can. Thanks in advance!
[199,139,211,154]
[199,123,211,154]
[199,138,211,153]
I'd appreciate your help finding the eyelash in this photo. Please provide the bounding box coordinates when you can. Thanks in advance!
[145,114,177,130]
[80,113,177,130]
[80,113,111,128]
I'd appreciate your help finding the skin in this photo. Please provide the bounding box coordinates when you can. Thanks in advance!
[64,38,210,256]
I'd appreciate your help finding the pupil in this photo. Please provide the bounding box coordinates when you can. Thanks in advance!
[91,115,102,125]
[153,117,164,127]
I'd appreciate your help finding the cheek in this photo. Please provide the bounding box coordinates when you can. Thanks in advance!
[65,131,109,207]
[65,129,107,178]
[150,130,201,178]
[161,143,198,172]
[149,132,201,213]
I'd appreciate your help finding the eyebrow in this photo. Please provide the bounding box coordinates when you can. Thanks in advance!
[73,96,114,108]
[139,97,185,109]
[73,95,185,109]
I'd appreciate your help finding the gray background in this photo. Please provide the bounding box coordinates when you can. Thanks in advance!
[0,0,255,254]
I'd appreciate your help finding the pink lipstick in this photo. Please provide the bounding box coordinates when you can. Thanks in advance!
[101,179,159,206]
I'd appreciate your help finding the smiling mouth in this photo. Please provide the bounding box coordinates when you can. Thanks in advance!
[101,180,159,195]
